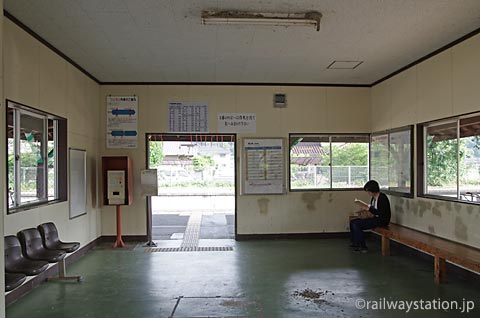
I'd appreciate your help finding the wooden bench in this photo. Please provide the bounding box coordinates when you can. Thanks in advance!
[372,223,480,284]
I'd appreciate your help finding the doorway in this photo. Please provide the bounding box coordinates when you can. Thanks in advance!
[147,134,236,247]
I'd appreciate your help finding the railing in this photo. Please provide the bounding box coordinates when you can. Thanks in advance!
[291,165,368,188]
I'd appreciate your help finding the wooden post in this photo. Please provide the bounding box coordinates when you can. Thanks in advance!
[113,205,126,248]
[381,235,390,256]
[434,255,446,284]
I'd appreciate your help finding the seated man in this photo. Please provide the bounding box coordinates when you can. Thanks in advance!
[350,180,391,252]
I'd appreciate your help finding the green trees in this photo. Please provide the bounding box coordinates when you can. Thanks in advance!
[331,143,368,166]
[192,155,215,171]
[193,155,215,180]
[426,137,470,187]
[149,141,164,168]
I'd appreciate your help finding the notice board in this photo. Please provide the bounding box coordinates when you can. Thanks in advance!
[243,138,285,194]
[69,148,87,219]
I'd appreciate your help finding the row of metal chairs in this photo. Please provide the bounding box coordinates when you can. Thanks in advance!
[5,222,81,292]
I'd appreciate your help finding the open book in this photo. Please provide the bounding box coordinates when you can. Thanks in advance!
[353,198,374,219]
[354,198,369,207]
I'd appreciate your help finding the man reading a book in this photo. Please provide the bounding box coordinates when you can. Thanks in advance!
[350,180,391,252]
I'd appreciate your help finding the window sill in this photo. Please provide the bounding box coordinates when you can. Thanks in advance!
[417,194,480,206]
[7,199,66,214]
[289,188,365,192]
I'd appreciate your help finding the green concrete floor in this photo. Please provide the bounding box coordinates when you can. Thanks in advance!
[6,239,480,317]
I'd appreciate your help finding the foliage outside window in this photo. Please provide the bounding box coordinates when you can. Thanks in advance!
[420,114,480,203]
[289,134,369,190]
[7,100,67,213]
[371,126,413,197]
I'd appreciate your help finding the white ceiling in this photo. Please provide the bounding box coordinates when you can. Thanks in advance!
[4,0,480,84]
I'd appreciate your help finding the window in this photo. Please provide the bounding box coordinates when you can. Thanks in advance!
[289,134,369,190]
[370,126,413,197]
[418,113,480,203]
[7,100,67,213]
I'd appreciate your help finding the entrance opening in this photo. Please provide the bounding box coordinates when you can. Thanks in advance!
[147,134,236,246]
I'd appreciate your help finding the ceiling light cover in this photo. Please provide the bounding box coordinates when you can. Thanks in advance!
[202,11,322,31]
[327,61,363,69]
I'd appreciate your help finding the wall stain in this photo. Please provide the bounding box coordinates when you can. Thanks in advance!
[394,203,405,214]
[427,225,435,234]
[301,192,323,211]
[466,205,474,215]
[417,201,432,218]
[405,199,410,210]
[453,202,461,212]
[257,198,270,214]
[444,202,453,212]
[411,201,419,216]
[328,192,333,204]
[432,202,442,218]
[454,216,468,241]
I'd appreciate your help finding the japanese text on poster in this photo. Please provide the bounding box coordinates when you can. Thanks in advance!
[243,138,284,194]
[107,96,138,148]
[169,102,208,132]
[218,113,256,133]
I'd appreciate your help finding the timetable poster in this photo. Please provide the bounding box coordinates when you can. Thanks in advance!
[169,102,208,132]
[243,138,285,194]
[106,96,138,148]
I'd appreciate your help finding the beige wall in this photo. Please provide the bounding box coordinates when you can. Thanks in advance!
[2,20,101,246]
[99,85,371,235]
[371,33,480,249]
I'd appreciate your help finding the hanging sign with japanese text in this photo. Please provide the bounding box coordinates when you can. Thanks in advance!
[218,113,256,133]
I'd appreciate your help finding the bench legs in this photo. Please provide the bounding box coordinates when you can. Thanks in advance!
[377,234,447,284]
[434,256,446,284]
[47,259,83,283]
[381,235,390,256]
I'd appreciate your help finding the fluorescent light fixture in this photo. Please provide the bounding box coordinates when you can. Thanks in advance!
[201,11,322,31]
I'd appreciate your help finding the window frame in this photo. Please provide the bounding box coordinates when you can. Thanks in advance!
[370,125,414,198]
[288,133,370,192]
[6,99,67,214]
[417,112,480,205]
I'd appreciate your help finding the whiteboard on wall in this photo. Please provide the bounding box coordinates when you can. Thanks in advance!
[69,148,87,219]
[243,138,285,194]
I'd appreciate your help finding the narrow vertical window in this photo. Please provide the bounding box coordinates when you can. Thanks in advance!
[371,126,413,197]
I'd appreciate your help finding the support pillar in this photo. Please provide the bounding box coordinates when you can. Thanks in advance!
[113,205,125,248]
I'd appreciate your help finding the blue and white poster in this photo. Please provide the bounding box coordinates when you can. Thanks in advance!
[107,96,138,148]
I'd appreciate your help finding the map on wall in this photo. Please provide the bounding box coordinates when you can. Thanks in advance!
[106,96,138,148]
